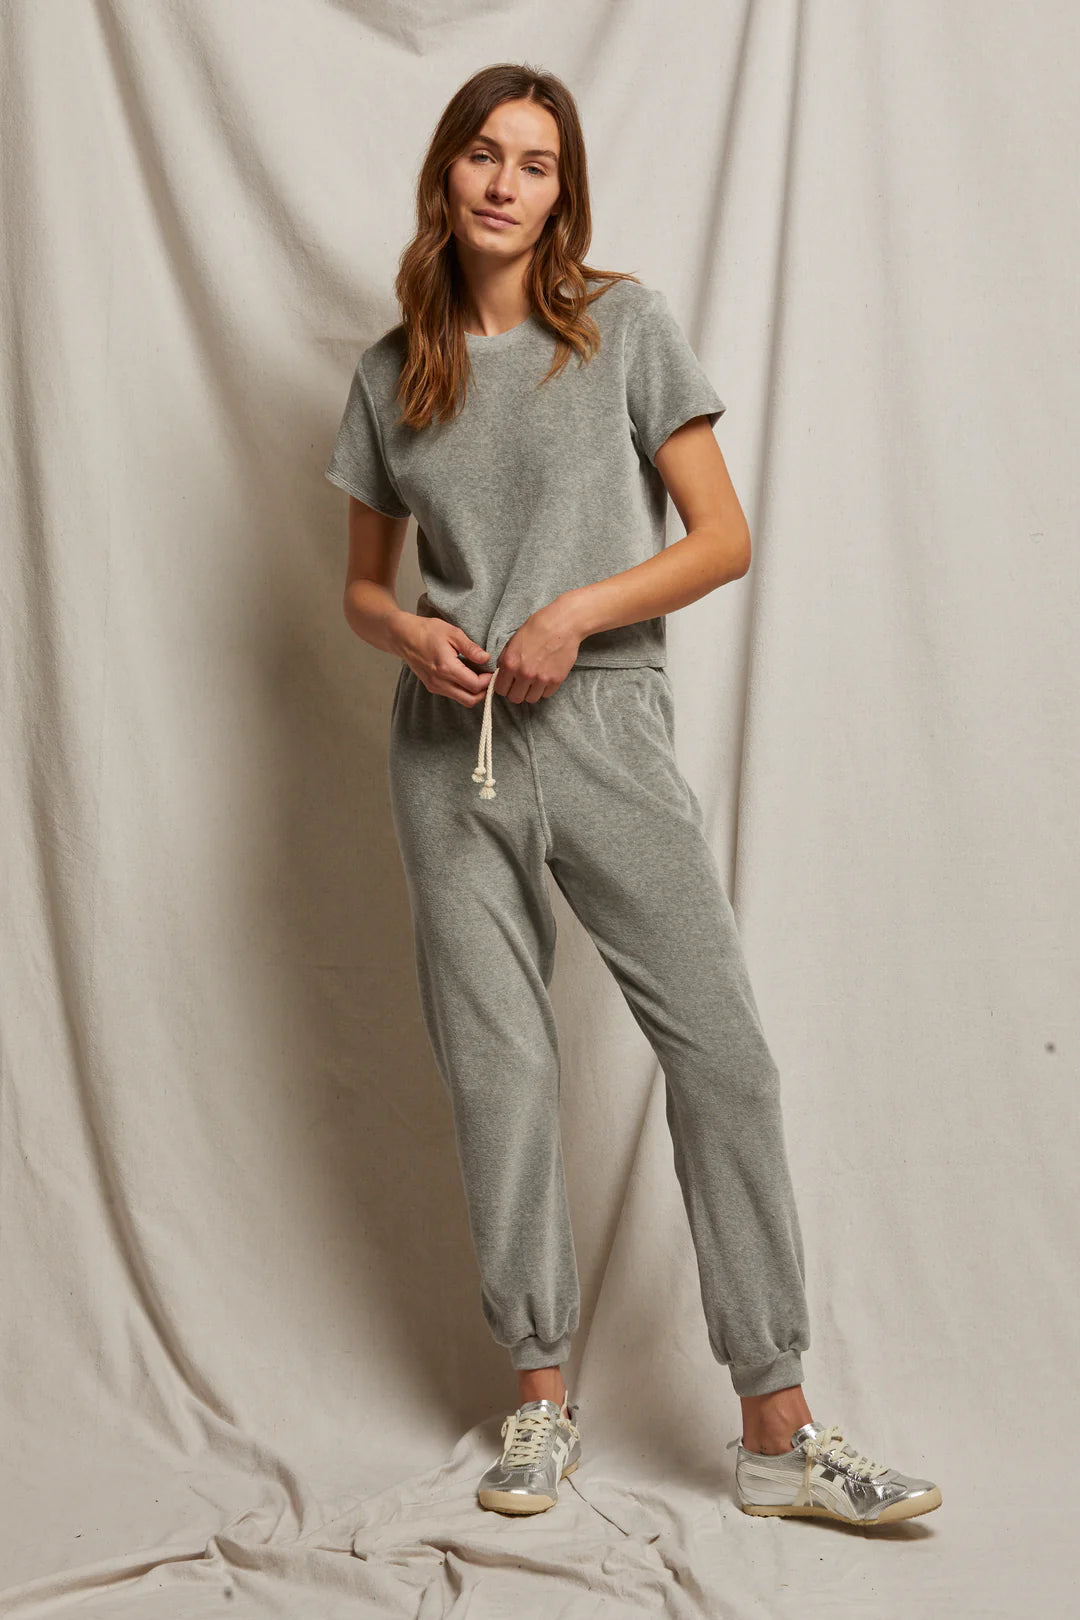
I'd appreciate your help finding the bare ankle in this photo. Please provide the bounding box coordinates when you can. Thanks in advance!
[739,1383,812,1452]
[516,1365,567,1410]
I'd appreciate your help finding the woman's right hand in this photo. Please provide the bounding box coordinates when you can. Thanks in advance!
[398,616,495,708]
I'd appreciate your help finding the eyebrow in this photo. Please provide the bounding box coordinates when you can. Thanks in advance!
[472,134,559,162]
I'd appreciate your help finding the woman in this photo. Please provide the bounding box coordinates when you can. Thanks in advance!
[325,62,941,1529]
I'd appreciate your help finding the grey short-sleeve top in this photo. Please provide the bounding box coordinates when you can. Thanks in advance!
[324,276,725,670]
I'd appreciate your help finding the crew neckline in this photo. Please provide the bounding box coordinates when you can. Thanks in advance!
[464,310,541,351]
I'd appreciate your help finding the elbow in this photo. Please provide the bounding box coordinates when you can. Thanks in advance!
[703,515,751,582]
[724,520,752,581]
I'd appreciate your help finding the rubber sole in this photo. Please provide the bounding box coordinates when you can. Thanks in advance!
[478,1458,579,1515]
[740,1483,942,1526]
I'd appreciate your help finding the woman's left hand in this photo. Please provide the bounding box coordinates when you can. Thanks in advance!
[492,598,586,703]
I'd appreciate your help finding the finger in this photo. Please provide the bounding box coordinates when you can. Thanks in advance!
[438,656,498,696]
[439,673,494,706]
[498,671,531,705]
[439,656,492,692]
[447,630,490,667]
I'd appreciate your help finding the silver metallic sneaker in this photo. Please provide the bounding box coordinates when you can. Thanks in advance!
[477,1395,581,1514]
[730,1418,942,1527]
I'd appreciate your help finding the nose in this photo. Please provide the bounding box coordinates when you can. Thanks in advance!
[487,166,515,200]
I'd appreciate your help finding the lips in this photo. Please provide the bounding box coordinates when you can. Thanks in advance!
[474,209,517,225]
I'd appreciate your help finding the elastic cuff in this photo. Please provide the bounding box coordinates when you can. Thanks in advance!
[508,1331,573,1371]
[730,1348,805,1398]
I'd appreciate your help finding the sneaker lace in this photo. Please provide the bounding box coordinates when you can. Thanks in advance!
[499,1407,560,1467]
[800,1423,890,1491]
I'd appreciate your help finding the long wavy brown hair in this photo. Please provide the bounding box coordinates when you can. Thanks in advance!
[391,63,639,431]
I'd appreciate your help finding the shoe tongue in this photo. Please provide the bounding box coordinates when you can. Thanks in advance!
[520,1398,560,1414]
[791,1419,825,1448]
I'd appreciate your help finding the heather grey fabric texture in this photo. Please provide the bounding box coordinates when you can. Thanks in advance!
[324,277,726,670]
[387,661,811,1397]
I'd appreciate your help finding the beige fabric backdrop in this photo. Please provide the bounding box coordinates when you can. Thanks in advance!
[2,1,1076,1614]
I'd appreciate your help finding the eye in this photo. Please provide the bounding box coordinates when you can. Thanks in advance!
[469,151,549,178]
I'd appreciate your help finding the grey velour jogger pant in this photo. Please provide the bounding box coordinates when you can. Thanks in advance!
[387,660,811,1399]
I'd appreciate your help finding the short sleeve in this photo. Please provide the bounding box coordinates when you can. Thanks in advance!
[624,287,726,465]
[324,358,411,518]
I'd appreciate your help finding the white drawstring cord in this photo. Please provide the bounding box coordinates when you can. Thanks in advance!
[471,663,499,798]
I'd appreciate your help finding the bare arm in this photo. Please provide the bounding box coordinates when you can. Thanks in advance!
[558,415,751,642]
[341,496,414,655]
[493,416,751,701]
[341,496,492,704]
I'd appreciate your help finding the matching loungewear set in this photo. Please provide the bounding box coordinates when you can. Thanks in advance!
[325,276,811,1397]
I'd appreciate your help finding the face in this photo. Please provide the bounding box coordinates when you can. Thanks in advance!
[446,98,561,262]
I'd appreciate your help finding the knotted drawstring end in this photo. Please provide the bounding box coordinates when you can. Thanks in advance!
[470,661,499,801]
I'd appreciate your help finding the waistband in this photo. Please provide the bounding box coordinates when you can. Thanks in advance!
[415,593,501,800]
